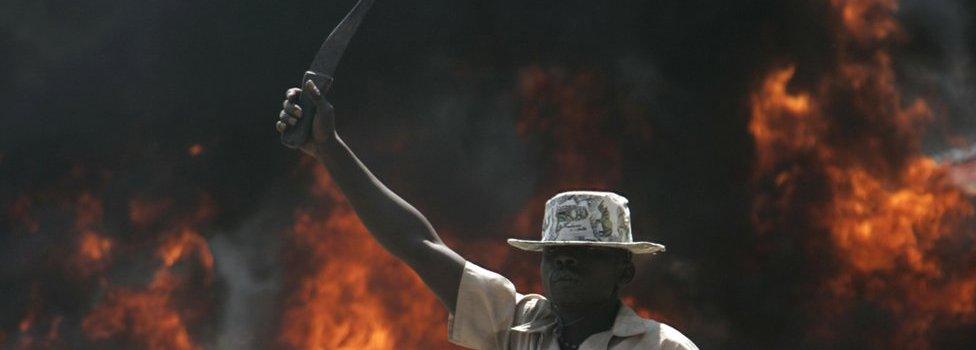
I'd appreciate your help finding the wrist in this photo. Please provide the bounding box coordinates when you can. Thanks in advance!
[311,132,343,160]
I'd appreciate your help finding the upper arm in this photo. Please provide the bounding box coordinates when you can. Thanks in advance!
[403,239,466,314]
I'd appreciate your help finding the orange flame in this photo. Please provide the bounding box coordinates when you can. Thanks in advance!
[188,144,205,157]
[83,272,200,350]
[74,231,114,276]
[80,196,215,349]
[277,163,449,349]
[82,228,214,349]
[749,0,976,347]
[129,198,174,228]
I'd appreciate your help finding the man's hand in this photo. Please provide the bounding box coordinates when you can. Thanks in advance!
[276,80,336,157]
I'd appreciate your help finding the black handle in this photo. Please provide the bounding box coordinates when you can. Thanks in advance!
[281,71,334,149]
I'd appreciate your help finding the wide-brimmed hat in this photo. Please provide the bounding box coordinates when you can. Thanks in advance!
[507,191,666,254]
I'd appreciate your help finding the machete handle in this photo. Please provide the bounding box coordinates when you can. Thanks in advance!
[281,71,334,149]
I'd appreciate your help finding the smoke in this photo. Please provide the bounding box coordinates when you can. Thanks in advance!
[209,199,286,350]
[898,0,976,150]
[3,0,976,349]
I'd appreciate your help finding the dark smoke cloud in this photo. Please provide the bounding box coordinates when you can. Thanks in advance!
[3,0,976,349]
[897,0,976,152]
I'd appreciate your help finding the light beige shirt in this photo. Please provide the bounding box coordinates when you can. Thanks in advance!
[449,262,699,350]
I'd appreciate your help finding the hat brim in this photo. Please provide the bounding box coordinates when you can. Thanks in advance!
[506,238,665,255]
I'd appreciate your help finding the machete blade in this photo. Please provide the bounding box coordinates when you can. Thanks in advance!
[281,0,375,148]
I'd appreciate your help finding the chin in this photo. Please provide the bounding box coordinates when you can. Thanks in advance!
[547,292,586,306]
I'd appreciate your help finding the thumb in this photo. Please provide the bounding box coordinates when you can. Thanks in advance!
[303,79,329,110]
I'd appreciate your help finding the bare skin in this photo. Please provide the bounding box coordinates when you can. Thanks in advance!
[542,246,635,346]
[277,80,636,348]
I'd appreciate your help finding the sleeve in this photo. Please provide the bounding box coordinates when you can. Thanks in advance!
[447,261,522,349]
[659,324,700,350]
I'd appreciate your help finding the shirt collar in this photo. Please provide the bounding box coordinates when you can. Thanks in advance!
[610,304,650,338]
[509,302,649,338]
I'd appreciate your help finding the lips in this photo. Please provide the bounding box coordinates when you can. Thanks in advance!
[551,273,579,284]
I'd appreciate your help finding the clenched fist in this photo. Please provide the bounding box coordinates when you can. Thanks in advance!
[276,80,337,157]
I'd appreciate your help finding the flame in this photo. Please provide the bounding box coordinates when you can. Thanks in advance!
[515,66,622,190]
[275,66,653,349]
[188,144,205,157]
[83,272,200,350]
[2,178,217,349]
[749,0,976,347]
[508,66,626,290]
[277,163,449,349]
[81,192,215,350]
[81,225,214,349]
[129,198,174,228]
[74,230,114,276]
[510,66,685,324]
[12,284,63,349]
[9,195,39,233]
[69,193,114,276]
[158,227,214,272]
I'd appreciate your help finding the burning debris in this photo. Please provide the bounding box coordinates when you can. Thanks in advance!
[2,0,975,349]
[749,0,976,348]
[275,162,447,349]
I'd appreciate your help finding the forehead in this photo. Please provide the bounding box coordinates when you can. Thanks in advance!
[542,246,625,258]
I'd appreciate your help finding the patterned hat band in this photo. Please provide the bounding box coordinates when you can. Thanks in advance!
[507,191,665,254]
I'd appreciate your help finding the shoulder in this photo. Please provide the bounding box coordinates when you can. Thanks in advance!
[650,320,699,350]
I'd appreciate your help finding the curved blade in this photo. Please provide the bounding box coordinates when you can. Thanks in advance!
[308,0,375,77]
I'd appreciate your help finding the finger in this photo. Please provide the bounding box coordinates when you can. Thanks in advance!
[282,100,302,118]
[285,88,302,103]
[275,120,287,133]
[279,110,290,121]
[304,80,326,110]
[278,111,299,125]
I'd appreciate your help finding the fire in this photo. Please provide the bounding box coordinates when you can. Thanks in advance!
[510,65,683,324]
[3,166,218,349]
[82,215,215,349]
[834,0,899,44]
[158,227,214,272]
[275,65,665,349]
[74,231,114,276]
[83,272,200,350]
[188,144,205,157]
[277,162,449,349]
[509,65,624,291]
[129,198,174,228]
[749,0,976,347]
[515,65,622,191]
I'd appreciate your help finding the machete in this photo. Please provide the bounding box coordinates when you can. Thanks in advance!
[281,0,375,148]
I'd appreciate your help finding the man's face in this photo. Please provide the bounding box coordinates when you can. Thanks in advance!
[540,246,633,307]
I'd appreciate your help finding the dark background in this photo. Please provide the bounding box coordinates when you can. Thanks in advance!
[2,0,975,349]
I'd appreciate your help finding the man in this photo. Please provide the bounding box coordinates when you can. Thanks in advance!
[275,80,698,349]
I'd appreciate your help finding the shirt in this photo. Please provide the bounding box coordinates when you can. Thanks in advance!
[448,262,699,350]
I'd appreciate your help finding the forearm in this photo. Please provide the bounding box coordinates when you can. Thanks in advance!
[312,133,444,261]
[278,83,463,311]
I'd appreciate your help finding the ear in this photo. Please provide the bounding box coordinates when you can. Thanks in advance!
[618,261,635,285]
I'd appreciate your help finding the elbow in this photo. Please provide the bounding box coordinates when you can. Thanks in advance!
[399,239,447,266]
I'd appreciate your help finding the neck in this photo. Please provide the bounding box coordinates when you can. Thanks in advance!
[553,298,620,347]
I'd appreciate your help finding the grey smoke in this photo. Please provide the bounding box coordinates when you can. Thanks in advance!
[899,0,976,152]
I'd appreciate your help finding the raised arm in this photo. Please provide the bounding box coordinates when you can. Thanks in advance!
[277,80,466,313]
